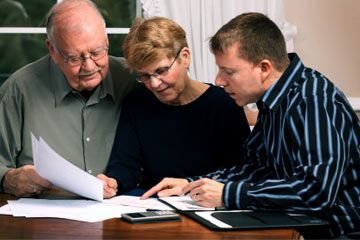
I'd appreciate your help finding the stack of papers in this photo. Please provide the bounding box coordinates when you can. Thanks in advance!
[2,198,145,222]
[0,134,214,222]
[0,196,213,222]
[160,196,214,211]
[0,196,171,222]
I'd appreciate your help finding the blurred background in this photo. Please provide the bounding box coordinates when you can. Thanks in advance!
[0,0,138,83]
[0,0,359,102]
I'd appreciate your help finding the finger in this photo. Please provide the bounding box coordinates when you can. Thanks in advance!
[28,167,52,189]
[97,174,108,181]
[104,183,117,195]
[103,187,117,198]
[27,185,41,196]
[141,181,169,199]
[182,180,204,195]
[108,178,118,189]
[157,188,181,198]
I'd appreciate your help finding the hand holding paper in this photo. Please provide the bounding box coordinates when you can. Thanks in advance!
[2,165,52,197]
[97,174,118,198]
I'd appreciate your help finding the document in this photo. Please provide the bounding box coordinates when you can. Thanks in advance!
[0,204,12,215]
[0,195,212,222]
[4,198,145,222]
[106,195,173,210]
[31,133,103,201]
[159,196,215,211]
[105,195,212,211]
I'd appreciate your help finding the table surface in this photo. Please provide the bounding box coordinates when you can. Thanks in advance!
[0,192,302,239]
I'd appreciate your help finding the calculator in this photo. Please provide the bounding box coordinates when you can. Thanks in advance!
[121,211,181,223]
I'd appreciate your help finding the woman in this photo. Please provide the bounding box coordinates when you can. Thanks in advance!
[98,17,250,198]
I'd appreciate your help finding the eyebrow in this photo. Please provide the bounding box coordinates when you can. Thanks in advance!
[65,44,105,57]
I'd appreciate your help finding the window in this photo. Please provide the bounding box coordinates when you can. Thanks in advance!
[0,0,140,83]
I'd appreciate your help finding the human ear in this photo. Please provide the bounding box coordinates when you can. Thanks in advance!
[179,47,191,67]
[46,39,60,64]
[258,59,272,83]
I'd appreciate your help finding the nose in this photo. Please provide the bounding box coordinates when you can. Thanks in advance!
[215,72,227,87]
[149,76,163,89]
[81,56,96,71]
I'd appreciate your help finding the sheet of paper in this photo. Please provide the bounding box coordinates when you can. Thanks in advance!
[160,196,215,211]
[31,133,103,201]
[0,204,12,215]
[7,198,145,222]
[104,195,172,210]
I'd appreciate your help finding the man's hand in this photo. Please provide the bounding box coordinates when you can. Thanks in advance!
[141,177,189,199]
[2,165,53,197]
[182,178,224,208]
[97,174,118,198]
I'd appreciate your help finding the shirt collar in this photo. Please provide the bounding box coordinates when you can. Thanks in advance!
[258,53,304,111]
[51,57,116,106]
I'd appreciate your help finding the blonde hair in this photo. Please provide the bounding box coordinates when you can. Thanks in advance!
[123,17,188,70]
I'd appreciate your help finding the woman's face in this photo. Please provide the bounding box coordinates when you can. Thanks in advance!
[136,48,191,105]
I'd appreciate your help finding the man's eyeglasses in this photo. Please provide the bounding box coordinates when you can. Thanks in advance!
[136,50,181,83]
[57,46,109,67]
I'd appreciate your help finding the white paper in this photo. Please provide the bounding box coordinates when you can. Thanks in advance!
[7,198,145,222]
[0,204,12,215]
[105,195,172,210]
[31,133,103,201]
[160,196,214,211]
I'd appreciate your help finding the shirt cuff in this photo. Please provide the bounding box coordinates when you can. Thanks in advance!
[222,181,251,209]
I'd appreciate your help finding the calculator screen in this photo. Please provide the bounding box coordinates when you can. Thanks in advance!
[126,213,144,218]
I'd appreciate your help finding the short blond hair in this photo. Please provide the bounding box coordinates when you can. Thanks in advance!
[123,17,188,70]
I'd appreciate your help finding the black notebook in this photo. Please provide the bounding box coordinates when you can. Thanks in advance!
[182,210,329,231]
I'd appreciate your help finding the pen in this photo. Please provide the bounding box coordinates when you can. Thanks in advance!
[212,174,220,180]
[215,206,227,211]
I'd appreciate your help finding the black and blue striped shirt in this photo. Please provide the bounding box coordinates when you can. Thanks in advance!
[190,53,360,236]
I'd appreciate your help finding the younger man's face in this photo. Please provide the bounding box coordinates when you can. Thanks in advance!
[214,43,266,106]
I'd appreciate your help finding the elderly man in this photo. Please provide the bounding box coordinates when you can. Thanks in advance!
[0,0,137,197]
[142,13,360,238]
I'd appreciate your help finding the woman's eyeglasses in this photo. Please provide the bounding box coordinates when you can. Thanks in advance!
[136,50,181,83]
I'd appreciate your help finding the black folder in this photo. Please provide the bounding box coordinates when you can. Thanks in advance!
[182,210,329,231]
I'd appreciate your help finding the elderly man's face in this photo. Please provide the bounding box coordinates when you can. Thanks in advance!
[214,43,265,106]
[48,21,109,91]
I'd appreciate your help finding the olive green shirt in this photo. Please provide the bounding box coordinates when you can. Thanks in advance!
[0,55,137,187]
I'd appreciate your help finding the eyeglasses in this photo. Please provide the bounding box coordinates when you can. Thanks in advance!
[136,50,181,83]
[57,46,109,67]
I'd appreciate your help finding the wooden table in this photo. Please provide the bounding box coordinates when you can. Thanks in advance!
[0,193,302,239]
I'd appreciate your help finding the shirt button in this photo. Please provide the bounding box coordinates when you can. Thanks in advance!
[86,137,91,142]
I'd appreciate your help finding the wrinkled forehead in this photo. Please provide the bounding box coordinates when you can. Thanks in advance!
[54,20,107,53]
[51,4,106,44]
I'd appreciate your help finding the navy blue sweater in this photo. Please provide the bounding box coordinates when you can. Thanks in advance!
[106,84,250,192]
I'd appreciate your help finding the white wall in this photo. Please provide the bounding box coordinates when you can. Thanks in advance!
[284,0,360,98]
